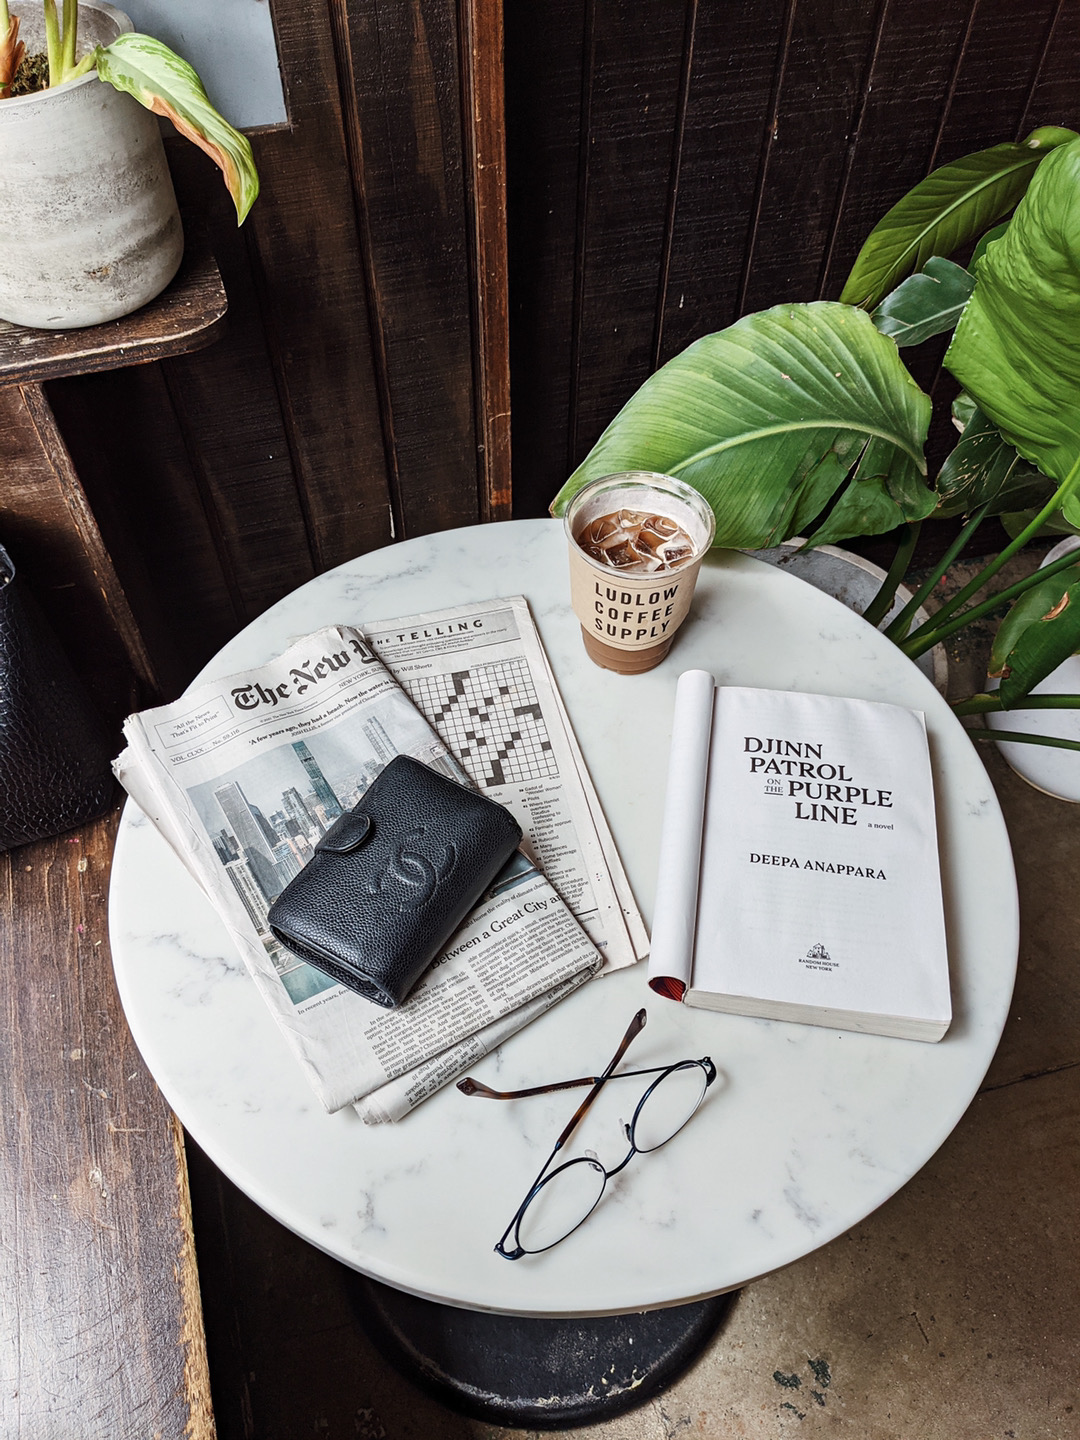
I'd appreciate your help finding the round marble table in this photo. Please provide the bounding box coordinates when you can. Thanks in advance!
[108,520,1018,1317]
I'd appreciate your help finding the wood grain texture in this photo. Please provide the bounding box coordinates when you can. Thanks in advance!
[459,0,513,520]
[0,254,231,712]
[343,0,480,539]
[504,0,590,500]
[569,0,692,463]
[26,0,511,700]
[241,0,396,571]
[507,0,1080,520]
[0,384,158,718]
[656,0,790,350]
[45,364,245,688]
[0,249,226,386]
[736,0,886,315]
[0,811,215,1440]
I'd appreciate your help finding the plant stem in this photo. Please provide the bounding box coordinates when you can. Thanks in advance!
[902,543,1080,657]
[954,692,1080,716]
[65,48,96,82]
[901,453,1080,652]
[0,1,10,37]
[964,728,1080,752]
[62,0,77,76]
[43,0,61,86]
[862,522,921,629]
[883,504,989,643]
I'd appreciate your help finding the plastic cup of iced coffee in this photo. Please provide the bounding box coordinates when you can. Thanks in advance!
[563,472,716,674]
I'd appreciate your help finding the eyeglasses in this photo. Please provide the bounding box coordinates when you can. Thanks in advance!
[457,1008,715,1260]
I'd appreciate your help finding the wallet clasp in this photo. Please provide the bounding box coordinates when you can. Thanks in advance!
[315,810,373,854]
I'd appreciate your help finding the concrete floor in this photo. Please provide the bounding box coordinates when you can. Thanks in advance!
[191,556,1080,1440]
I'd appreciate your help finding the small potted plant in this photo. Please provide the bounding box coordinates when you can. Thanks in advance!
[552,125,1080,765]
[0,0,259,328]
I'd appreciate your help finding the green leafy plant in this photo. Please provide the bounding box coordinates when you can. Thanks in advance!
[0,0,258,223]
[551,126,1080,751]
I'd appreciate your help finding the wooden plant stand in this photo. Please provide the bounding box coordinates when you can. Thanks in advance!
[0,249,228,714]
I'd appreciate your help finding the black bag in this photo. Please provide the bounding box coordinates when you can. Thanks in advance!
[0,544,115,850]
[268,754,523,1008]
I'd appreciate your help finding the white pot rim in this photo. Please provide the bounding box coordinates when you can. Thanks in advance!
[0,1,132,110]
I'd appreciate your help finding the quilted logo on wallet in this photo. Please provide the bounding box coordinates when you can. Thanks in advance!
[368,825,457,912]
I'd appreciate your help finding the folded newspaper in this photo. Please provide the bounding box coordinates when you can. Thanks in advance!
[115,596,648,1121]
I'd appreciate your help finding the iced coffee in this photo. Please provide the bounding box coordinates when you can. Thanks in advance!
[563,473,716,674]
[576,510,695,572]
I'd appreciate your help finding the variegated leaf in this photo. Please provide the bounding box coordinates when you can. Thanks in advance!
[96,33,259,224]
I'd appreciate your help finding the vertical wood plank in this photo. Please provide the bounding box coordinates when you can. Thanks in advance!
[344,0,482,539]
[813,0,975,300]
[1018,0,1080,134]
[459,0,513,520]
[738,0,886,314]
[929,0,1060,161]
[162,149,321,620]
[246,0,398,568]
[0,816,216,1440]
[648,0,791,367]
[505,0,589,512]
[569,0,693,465]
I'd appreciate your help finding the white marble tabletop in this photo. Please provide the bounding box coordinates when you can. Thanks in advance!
[108,519,1018,1317]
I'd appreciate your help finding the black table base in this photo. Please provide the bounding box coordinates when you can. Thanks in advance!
[347,1274,737,1430]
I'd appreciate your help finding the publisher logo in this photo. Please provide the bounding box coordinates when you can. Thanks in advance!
[798,942,838,972]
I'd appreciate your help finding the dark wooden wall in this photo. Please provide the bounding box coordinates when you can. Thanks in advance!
[505,0,1080,521]
[44,0,510,701]
[35,0,1080,697]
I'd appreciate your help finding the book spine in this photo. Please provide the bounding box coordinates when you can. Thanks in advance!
[647,669,716,1000]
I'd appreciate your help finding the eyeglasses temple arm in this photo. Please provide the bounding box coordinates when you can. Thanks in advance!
[549,1007,646,1155]
[458,1060,692,1100]
[458,1074,604,1099]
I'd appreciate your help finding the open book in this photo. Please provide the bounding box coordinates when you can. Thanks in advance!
[647,671,951,1042]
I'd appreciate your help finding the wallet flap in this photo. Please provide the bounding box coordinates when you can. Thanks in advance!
[316,810,373,854]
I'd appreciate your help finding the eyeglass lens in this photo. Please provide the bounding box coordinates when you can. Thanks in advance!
[516,1158,605,1253]
[512,1062,710,1255]
[631,1061,709,1152]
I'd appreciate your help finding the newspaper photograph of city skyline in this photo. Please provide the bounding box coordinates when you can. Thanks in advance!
[186,691,457,1003]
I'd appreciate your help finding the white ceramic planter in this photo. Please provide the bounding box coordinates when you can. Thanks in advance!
[745,539,949,693]
[986,535,1080,802]
[0,2,183,329]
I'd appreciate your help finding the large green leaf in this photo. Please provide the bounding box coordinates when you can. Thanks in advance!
[970,220,1010,268]
[871,256,975,347]
[839,127,1076,310]
[934,405,1054,519]
[1000,508,1080,541]
[945,136,1080,503]
[96,34,259,224]
[989,565,1080,706]
[550,302,933,549]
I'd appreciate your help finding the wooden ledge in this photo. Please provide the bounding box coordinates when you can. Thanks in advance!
[0,249,228,386]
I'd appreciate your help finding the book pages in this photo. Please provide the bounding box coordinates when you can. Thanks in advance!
[647,668,715,999]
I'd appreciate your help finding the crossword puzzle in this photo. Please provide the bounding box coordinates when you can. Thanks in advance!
[407,659,559,788]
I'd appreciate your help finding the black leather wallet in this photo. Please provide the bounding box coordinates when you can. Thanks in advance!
[267,754,522,1008]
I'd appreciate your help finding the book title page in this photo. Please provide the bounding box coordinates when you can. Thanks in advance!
[692,687,949,1026]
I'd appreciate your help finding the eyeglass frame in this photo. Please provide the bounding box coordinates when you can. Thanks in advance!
[457,1008,716,1261]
